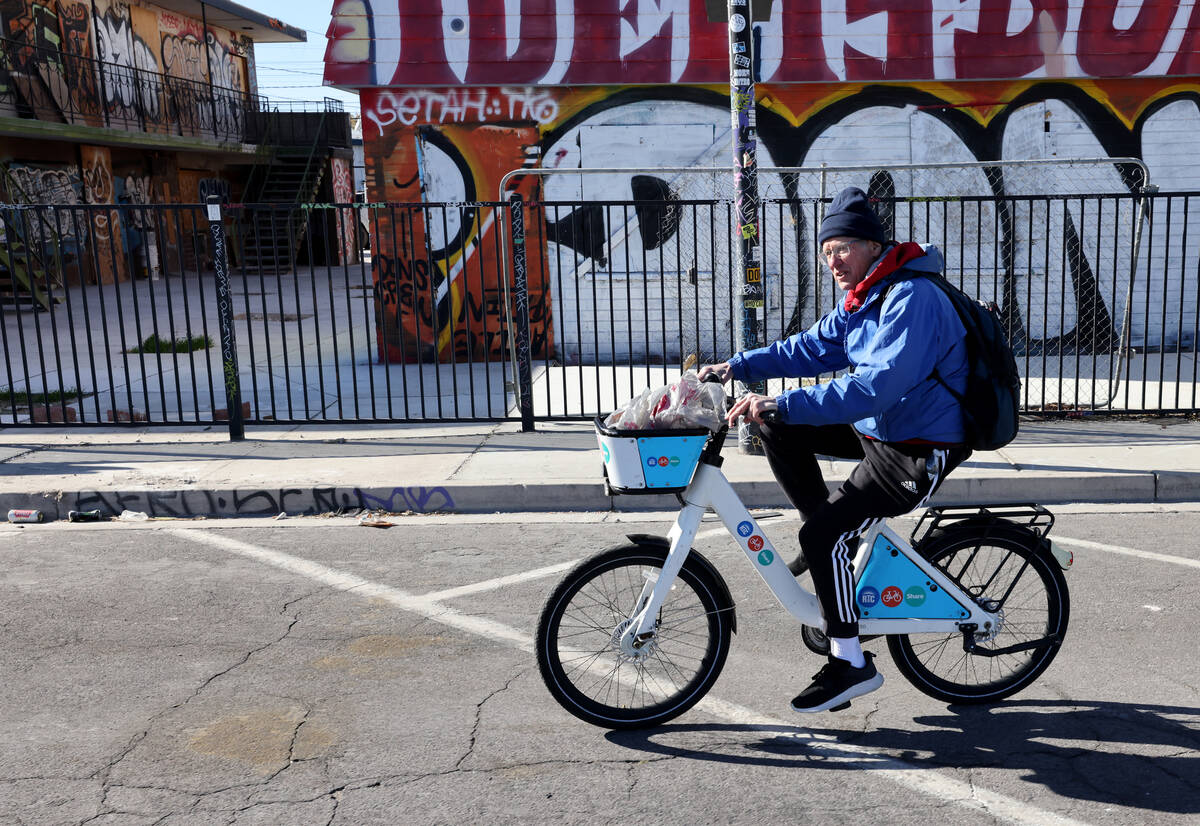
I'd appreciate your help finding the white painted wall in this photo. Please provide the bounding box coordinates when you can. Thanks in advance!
[536,98,1200,362]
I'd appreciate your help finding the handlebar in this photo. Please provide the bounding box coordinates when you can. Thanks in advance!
[700,370,781,427]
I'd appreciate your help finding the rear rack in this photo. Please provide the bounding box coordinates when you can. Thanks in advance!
[911,503,1055,547]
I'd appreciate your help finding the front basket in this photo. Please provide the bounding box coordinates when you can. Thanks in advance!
[594,415,710,494]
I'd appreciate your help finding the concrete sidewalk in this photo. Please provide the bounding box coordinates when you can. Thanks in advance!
[0,416,1197,520]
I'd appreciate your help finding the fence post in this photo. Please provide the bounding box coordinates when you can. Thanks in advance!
[507,193,535,432]
[727,0,766,454]
[207,196,244,441]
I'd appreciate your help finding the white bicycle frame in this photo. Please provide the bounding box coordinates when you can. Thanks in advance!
[622,461,1000,649]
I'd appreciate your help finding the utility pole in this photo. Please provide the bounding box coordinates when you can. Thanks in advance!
[726,0,765,453]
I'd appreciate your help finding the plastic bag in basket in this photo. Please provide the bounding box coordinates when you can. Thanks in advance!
[603,371,726,432]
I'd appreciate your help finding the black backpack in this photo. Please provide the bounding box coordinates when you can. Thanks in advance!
[890,272,1021,451]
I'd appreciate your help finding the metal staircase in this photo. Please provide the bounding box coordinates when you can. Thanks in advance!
[238,108,330,273]
[0,166,66,311]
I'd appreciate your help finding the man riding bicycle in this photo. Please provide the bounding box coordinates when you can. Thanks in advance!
[699,187,972,713]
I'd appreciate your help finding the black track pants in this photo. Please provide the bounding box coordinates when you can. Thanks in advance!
[759,421,971,638]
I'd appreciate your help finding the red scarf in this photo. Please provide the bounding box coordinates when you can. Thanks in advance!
[844,242,926,312]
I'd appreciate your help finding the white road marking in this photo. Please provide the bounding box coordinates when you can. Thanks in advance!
[170,527,1090,826]
[416,525,769,601]
[1054,535,1200,569]
[421,560,579,601]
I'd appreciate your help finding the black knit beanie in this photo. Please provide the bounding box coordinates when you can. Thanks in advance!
[818,187,887,245]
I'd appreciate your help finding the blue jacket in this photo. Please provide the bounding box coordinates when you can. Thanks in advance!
[728,245,969,443]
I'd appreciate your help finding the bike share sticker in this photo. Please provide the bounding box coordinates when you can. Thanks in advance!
[645,456,681,467]
[858,586,880,608]
[881,586,904,607]
[905,586,926,607]
[757,549,774,566]
[737,521,753,537]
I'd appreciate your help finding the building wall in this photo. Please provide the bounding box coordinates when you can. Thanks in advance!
[333,2,1200,363]
[0,0,262,282]
[0,0,256,136]
[1,134,238,282]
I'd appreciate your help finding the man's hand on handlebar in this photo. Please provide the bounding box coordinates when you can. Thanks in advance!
[726,393,779,426]
[697,362,733,384]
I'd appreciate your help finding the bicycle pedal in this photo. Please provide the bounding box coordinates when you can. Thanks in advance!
[829,701,851,712]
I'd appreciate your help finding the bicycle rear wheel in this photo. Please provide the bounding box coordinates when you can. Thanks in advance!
[888,526,1069,704]
[535,543,732,729]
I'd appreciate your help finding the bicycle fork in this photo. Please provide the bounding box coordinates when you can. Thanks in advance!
[620,502,706,655]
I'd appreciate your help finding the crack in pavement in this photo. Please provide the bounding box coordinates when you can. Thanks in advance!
[454,669,526,771]
[81,605,308,824]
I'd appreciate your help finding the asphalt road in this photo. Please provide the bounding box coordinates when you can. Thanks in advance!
[2,505,1198,825]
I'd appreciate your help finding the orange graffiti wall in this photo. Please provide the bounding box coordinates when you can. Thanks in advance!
[366,119,553,363]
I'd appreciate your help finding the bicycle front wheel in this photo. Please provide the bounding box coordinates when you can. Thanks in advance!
[535,543,732,729]
[888,527,1069,704]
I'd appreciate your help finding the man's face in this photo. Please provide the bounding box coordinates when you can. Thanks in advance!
[821,236,878,292]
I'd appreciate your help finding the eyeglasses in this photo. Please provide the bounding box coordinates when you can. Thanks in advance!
[821,239,861,264]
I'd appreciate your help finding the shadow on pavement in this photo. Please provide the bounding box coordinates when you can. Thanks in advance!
[605,699,1200,813]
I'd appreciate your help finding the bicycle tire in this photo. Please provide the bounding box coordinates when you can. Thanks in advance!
[887,525,1069,704]
[535,543,733,729]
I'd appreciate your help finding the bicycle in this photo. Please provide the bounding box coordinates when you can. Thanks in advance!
[535,408,1073,730]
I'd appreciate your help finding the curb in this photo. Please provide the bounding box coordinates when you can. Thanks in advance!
[2,470,1195,521]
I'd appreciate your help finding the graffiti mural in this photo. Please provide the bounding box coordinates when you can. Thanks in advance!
[0,0,71,121]
[206,28,247,138]
[159,10,209,135]
[364,116,555,362]
[325,0,1200,87]
[329,155,358,264]
[79,144,127,283]
[0,0,258,139]
[58,0,102,124]
[92,0,162,126]
[331,1,1200,363]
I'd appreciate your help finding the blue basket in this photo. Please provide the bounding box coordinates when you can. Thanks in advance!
[595,416,710,494]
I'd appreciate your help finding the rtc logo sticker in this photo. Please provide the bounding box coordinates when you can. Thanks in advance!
[736,521,753,537]
[905,586,927,607]
[747,535,764,552]
[757,549,774,566]
[858,586,880,607]
[646,457,658,468]
[881,586,904,608]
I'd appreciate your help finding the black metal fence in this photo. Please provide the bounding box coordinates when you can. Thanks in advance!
[0,192,1196,431]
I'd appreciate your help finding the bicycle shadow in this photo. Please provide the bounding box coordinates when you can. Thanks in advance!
[604,699,1200,813]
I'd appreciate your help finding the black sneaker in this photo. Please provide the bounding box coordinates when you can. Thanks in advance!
[790,652,884,713]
